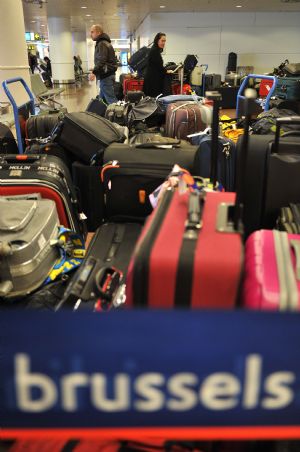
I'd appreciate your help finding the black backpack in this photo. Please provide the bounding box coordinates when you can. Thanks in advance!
[183,55,198,80]
[227,52,237,72]
[0,123,19,153]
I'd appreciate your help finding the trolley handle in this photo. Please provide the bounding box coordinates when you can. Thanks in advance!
[236,74,277,117]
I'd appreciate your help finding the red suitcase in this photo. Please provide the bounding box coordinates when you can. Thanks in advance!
[126,189,243,308]
[123,78,144,94]
[165,101,212,140]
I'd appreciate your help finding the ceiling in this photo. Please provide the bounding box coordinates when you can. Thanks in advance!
[22,0,300,40]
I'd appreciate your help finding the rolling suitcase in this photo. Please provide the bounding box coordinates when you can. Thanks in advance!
[165,101,212,140]
[243,229,300,311]
[101,141,200,220]
[25,113,61,140]
[0,123,18,153]
[204,74,222,91]
[26,142,74,172]
[72,161,104,232]
[126,190,243,308]
[123,78,144,95]
[125,90,144,104]
[236,114,300,237]
[274,76,300,101]
[126,91,243,308]
[0,154,86,236]
[86,97,107,117]
[0,197,60,299]
[55,112,126,164]
[55,222,142,311]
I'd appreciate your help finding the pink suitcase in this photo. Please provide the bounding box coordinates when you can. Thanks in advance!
[243,229,300,310]
[165,101,212,141]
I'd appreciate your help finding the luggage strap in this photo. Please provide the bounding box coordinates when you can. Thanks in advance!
[174,192,204,307]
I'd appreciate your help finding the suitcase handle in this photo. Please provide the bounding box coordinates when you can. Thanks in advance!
[0,154,42,164]
[135,141,181,148]
[94,266,124,306]
[274,116,300,153]
[281,130,300,138]
[185,192,203,235]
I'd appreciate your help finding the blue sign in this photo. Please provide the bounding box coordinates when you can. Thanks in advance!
[1,311,300,431]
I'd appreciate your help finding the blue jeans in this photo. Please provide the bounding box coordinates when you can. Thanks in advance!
[98,74,117,105]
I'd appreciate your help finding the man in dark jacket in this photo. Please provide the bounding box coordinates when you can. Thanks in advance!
[89,25,118,104]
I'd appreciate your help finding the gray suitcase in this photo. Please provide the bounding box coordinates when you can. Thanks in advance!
[0,196,60,298]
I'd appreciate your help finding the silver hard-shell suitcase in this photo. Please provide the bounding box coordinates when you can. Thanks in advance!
[0,196,60,298]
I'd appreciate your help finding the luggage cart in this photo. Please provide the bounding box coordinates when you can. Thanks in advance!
[2,77,35,153]
[236,74,277,117]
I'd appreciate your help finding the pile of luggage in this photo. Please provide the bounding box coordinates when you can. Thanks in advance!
[1,73,300,315]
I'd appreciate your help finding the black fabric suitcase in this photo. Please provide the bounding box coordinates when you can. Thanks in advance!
[236,115,300,237]
[56,222,143,311]
[0,123,19,153]
[0,154,86,237]
[25,114,61,140]
[204,74,222,91]
[114,81,124,100]
[26,142,75,172]
[55,112,126,164]
[125,90,144,104]
[101,141,201,220]
[72,161,104,232]
[86,98,107,117]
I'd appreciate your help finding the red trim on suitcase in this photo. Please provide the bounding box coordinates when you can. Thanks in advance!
[0,186,70,228]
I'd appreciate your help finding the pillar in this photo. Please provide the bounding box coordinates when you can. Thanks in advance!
[73,31,88,72]
[87,38,95,72]
[48,17,75,84]
[0,0,31,104]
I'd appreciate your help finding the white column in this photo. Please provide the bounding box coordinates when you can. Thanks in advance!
[48,17,75,84]
[0,0,31,104]
[73,31,88,72]
[87,38,95,72]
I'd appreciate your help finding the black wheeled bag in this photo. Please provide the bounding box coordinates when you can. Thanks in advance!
[0,123,19,154]
[26,142,75,173]
[101,141,200,220]
[125,91,144,104]
[55,222,143,311]
[25,113,62,140]
[0,154,86,237]
[72,161,104,232]
[86,98,107,117]
[54,112,126,164]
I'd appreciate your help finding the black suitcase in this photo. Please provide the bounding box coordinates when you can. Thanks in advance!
[0,154,86,237]
[114,81,124,100]
[204,74,222,91]
[72,161,104,232]
[86,98,107,117]
[55,112,126,164]
[128,46,151,74]
[55,222,143,311]
[102,141,201,220]
[0,123,19,153]
[237,114,300,237]
[26,142,75,172]
[125,90,144,104]
[227,52,237,73]
[25,113,62,140]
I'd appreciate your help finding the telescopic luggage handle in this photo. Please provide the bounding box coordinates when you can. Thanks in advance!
[236,74,277,117]
[205,90,222,187]
[273,116,300,153]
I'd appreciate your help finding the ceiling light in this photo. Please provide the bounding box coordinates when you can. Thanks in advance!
[160,5,166,8]
[81,6,87,8]
[31,20,36,23]
[41,24,45,26]
[236,5,242,7]
[86,14,91,16]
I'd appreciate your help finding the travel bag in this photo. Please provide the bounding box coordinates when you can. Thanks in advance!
[128,46,150,75]
[0,123,18,153]
[204,74,222,91]
[190,133,237,192]
[127,96,165,129]
[125,90,144,104]
[25,113,61,140]
[0,197,60,299]
[101,141,200,220]
[0,154,86,236]
[26,142,75,172]
[165,101,212,140]
[125,90,243,309]
[105,102,131,126]
[86,97,107,117]
[243,229,300,311]
[129,132,188,146]
[54,112,126,164]
[123,78,144,95]
[55,222,143,311]
[274,76,300,101]
[157,94,204,110]
[237,114,300,237]
[72,161,104,232]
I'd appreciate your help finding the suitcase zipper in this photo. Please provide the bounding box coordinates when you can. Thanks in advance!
[101,161,171,183]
